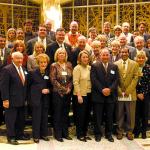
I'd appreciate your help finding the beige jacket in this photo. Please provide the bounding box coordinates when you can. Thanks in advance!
[73,64,91,96]
[115,59,139,101]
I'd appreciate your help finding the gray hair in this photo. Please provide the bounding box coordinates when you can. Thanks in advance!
[12,51,23,59]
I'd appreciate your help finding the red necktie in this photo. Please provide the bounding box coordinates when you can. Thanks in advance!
[18,67,25,85]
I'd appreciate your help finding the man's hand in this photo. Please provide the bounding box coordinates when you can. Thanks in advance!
[102,88,111,96]
[42,89,50,94]
[137,93,144,100]
[77,95,83,104]
[3,100,9,108]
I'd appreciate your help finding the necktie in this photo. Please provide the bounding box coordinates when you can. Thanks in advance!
[18,67,25,85]
[104,63,107,73]
[122,61,126,78]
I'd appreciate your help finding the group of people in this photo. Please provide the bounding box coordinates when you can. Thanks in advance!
[0,19,150,145]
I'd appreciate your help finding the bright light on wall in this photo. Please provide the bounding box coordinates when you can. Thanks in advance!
[45,5,62,31]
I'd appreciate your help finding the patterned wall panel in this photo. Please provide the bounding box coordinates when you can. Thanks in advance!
[120,0,134,3]
[0,5,12,34]
[136,4,150,32]
[74,0,87,6]
[104,6,116,29]
[88,7,102,33]
[0,0,11,3]
[62,8,73,32]
[13,6,26,29]
[27,7,40,32]
[104,0,116,4]
[74,8,87,36]
[89,0,102,5]
[13,0,26,5]
[119,5,134,31]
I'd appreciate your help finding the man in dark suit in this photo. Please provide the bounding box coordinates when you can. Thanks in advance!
[0,34,10,125]
[26,24,53,55]
[0,52,29,145]
[46,27,72,64]
[91,48,119,142]
[45,20,56,41]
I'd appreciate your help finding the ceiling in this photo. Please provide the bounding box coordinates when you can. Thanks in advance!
[30,0,72,5]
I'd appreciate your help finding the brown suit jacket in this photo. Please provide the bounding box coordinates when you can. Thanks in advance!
[115,59,139,101]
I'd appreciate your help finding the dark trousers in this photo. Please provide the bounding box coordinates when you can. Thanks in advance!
[5,106,25,139]
[52,92,70,138]
[74,94,91,138]
[0,99,4,125]
[32,100,49,139]
[134,95,150,134]
[93,102,114,137]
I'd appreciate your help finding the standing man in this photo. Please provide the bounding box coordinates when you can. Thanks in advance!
[26,24,53,55]
[91,49,119,142]
[115,47,139,140]
[45,20,56,41]
[46,28,72,64]
[65,21,81,49]
[121,22,133,45]
[0,52,29,145]
[0,34,10,125]
[23,19,37,44]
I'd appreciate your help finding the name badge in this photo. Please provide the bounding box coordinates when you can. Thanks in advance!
[24,71,28,75]
[1,56,4,61]
[110,70,115,74]
[62,71,67,76]
[44,75,49,79]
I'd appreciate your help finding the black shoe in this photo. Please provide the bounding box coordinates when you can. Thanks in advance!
[41,136,49,141]
[56,137,64,142]
[64,136,72,140]
[33,139,39,143]
[95,135,101,142]
[77,137,87,142]
[106,135,114,142]
[16,134,30,140]
[142,133,147,139]
[8,138,19,145]
[86,136,92,140]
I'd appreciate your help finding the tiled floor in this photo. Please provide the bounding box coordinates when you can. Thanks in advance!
[0,124,150,150]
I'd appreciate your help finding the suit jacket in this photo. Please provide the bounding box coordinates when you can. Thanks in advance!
[47,31,56,41]
[46,41,72,64]
[26,36,53,55]
[0,47,10,72]
[110,54,121,63]
[115,59,139,100]
[0,64,28,107]
[129,48,150,64]
[90,61,119,103]
[29,68,50,107]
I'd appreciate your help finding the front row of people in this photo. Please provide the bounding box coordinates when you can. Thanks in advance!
[0,46,150,145]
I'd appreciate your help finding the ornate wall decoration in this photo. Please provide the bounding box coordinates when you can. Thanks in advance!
[88,7,102,33]
[119,5,134,31]
[104,6,116,29]
[136,4,150,32]
[62,8,73,32]
[74,8,87,36]
[0,0,40,34]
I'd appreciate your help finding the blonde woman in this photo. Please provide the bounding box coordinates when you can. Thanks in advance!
[134,51,150,139]
[73,50,92,142]
[6,28,16,48]
[50,48,72,142]
[27,42,45,71]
